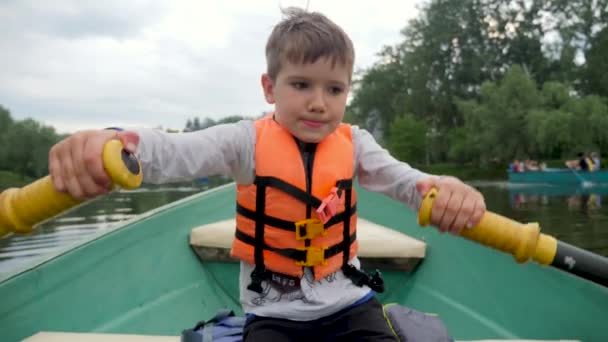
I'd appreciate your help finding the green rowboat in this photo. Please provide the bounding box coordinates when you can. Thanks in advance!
[1,183,607,342]
[508,169,608,185]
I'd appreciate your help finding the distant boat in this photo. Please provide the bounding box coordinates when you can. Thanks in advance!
[508,168,608,185]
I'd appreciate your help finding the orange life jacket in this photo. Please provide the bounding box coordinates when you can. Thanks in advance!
[231,116,358,291]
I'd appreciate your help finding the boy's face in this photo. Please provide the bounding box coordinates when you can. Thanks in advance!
[261,57,351,143]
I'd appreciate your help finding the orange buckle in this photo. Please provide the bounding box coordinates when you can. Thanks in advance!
[295,246,327,267]
[316,187,340,224]
[295,219,326,240]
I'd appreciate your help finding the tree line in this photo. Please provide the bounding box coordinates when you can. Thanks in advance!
[183,115,250,132]
[0,102,252,184]
[346,0,608,166]
[0,105,63,181]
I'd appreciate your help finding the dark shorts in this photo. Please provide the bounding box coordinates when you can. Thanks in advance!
[243,297,398,342]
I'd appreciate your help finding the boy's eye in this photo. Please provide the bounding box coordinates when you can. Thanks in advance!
[329,86,344,95]
[291,81,308,89]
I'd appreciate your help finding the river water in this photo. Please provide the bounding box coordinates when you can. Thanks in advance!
[1,181,607,277]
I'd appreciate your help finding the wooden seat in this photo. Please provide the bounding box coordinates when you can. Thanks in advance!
[189,218,426,271]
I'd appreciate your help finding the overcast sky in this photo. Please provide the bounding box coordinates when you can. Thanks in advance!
[0,0,422,133]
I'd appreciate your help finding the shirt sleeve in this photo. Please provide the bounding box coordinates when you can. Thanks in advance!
[352,125,433,211]
[133,120,255,185]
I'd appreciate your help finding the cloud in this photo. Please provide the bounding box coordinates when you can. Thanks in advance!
[0,0,167,39]
[0,0,420,133]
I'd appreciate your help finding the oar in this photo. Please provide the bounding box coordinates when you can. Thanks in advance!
[0,140,143,238]
[418,188,608,288]
[568,167,594,188]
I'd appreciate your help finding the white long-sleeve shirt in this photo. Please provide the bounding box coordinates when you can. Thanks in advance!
[135,120,429,321]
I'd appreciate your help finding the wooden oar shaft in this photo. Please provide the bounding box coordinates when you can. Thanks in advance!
[0,140,143,237]
[418,188,608,287]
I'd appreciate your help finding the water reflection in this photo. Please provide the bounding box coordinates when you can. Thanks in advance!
[476,182,608,257]
[507,183,607,211]
[0,181,219,276]
[510,192,604,211]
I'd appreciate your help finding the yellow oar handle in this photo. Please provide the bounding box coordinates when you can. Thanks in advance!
[417,188,557,265]
[0,140,143,237]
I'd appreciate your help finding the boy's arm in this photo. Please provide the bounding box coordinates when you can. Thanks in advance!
[353,125,486,234]
[352,125,432,211]
[134,120,255,184]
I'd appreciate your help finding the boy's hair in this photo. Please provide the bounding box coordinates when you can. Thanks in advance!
[265,7,355,81]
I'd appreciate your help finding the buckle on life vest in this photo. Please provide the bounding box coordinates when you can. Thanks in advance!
[295,219,326,240]
[295,246,327,267]
[316,187,341,224]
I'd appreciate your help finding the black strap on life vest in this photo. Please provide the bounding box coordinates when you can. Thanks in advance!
[235,229,357,261]
[340,184,385,293]
[255,176,323,207]
[236,203,356,232]
[246,179,268,293]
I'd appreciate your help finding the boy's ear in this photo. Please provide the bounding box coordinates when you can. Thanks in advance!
[261,74,275,104]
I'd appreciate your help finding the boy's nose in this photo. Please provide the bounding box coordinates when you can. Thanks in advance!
[307,88,326,113]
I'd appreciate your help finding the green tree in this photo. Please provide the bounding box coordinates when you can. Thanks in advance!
[184,115,248,132]
[217,115,247,125]
[458,66,541,163]
[582,26,608,97]
[348,59,405,140]
[0,106,14,170]
[193,117,202,130]
[387,115,428,164]
[3,119,60,178]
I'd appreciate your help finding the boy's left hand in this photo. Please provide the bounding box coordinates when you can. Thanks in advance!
[416,176,486,235]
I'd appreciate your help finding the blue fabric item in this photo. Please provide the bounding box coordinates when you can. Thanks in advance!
[181,310,246,342]
[384,303,454,342]
[189,302,453,341]
[347,290,375,308]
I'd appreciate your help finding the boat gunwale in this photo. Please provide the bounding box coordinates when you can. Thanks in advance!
[0,182,235,283]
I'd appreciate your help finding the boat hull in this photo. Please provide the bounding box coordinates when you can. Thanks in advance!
[508,169,608,184]
[1,184,607,341]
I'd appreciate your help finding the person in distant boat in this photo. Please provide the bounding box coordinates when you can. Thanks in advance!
[509,159,520,172]
[591,152,601,171]
[524,159,539,171]
[566,152,591,171]
[47,8,486,342]
[579,152,592,171]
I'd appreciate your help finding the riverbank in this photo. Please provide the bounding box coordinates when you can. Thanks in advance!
[0,170,232,192]
[1,166,505,191]
[415,158,577,181]
[0,171,33,191]
[2,159,572,190]
[416,163,506,181]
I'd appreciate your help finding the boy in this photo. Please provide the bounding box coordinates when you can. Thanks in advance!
[49,8,485,341]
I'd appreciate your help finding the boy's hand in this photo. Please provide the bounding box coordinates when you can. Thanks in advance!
[48,129,139,200]
[416,176,486,235]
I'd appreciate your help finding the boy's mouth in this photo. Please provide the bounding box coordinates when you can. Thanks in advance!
[302,120,323,128]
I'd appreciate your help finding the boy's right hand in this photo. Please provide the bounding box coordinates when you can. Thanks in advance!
[48,129,139,200]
